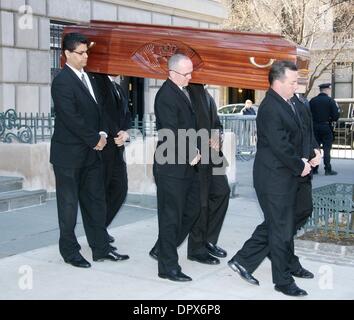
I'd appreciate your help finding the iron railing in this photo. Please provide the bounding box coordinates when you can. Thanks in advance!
[2,109,353,161]
[0,109,155,144]
[305,183,354,236]
[219,114,257,160]
[0,109,34,143]
[332,118,354,159]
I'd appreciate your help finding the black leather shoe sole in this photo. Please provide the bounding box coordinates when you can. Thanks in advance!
[93,253,129,262]
[206,243,227,258]
[188,255,220,265]
[158,273,192,282]
[275,285,308,297]
[108,235,115,243]
[227,260,259,285]
[325,171,337,176]
[64,259,91,268]
[291,269,314,279]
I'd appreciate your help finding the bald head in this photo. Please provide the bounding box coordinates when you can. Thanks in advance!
[168,54,193,87]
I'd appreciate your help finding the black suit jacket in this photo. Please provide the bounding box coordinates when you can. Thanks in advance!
[154,78,198,179]
[50,65,106,168]
[92,74,131,148]
[253,88,305,195]
[291,94,319,160]
[187,83,226,169]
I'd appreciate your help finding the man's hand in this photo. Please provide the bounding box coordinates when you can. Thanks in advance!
[301,159,312,177]
[209,136,220,152]
[309,149,321,167]
[114,130,129,147]
[94,135,107,151]
[190,148,201,166]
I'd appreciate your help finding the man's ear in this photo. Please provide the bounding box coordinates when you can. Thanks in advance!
[63,49,70,60]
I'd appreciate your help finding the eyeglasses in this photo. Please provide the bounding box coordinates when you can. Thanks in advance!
[169,69,193,77]
[72,50,89,56]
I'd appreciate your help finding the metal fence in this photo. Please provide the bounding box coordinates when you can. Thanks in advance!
[332,118,354,159]
[0,109,155,144]
[2,109,353,161]
[219,114,257,160]
[305,183,354,236]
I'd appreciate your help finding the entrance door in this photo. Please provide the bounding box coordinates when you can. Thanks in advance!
[228,87,255,104]
[120,76,145,121]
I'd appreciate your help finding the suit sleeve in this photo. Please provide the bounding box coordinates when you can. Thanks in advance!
[260,103,304,176]
[117,86,131,131]
[306,107,319,159]
[208,92,223,132]
[51,77,100,148]
[330,99,340,121]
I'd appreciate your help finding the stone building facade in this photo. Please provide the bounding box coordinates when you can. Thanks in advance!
[0,0,226,114]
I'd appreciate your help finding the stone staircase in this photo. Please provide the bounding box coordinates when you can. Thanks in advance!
[0,176,46,213]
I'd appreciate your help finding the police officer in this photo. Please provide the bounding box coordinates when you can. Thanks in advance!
[309,83,340,175]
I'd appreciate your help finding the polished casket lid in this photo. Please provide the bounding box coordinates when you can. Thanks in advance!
[62,21,310,90]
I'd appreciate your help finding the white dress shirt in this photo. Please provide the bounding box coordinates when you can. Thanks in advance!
[66,63,97,103]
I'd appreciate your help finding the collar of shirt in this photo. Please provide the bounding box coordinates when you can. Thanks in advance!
[66,63,84,79]
[66,63,96,103]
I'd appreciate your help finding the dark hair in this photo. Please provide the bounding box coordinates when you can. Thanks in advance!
[62,32,88,52]
[268,60,297,85]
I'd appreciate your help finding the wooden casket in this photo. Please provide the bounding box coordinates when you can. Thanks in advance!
[62,21,310,90]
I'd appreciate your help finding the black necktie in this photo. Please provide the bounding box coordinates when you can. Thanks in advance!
[112,81,121,99]
[287,99,296,114]
[288,99,302,124]
[182,87,191,103]
[81,73,89,90]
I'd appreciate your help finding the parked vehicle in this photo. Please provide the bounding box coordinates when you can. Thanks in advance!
[218,103,258,115]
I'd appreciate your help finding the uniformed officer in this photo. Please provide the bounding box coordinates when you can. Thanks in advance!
[309,83,340,175]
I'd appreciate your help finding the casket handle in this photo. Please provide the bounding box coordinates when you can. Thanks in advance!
[249,57,275,68]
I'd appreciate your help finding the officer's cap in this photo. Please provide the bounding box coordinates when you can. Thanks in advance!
[319,83,331,89]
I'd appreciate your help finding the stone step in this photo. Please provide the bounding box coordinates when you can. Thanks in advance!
[0,189,47,213]
[0,176,23,193]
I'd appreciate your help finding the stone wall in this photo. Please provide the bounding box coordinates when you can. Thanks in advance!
[0,132,235,194]
[0,0,226,114]
[0,0,51,113]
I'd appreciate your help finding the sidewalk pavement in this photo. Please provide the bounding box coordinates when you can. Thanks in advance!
[0,159,353,300]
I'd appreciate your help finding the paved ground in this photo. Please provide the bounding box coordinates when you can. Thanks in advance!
[0,158,353,300]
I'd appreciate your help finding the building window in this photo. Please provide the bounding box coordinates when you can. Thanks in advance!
[50,21,74,81]
[333,62,354,98]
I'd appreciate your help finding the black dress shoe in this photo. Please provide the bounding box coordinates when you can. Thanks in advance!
[64,256,91,268]
[108,235,115,243]
[325,170,337,176]
[291,267,314,279]
[275,282,308,297]
[206,242,227,258]
[93,251,129,262]
[149,246,158,261]
[158,270,192,282]
[227,259,259,285]
[188,254,220,265]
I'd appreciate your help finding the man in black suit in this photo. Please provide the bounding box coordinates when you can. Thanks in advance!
[153,53,201,282]
[93,74,131,253]
[186,84,230,263]
[227,61,312,296]
[149,84,230,265]
[50,33,127,268]
[309,83,340,175]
